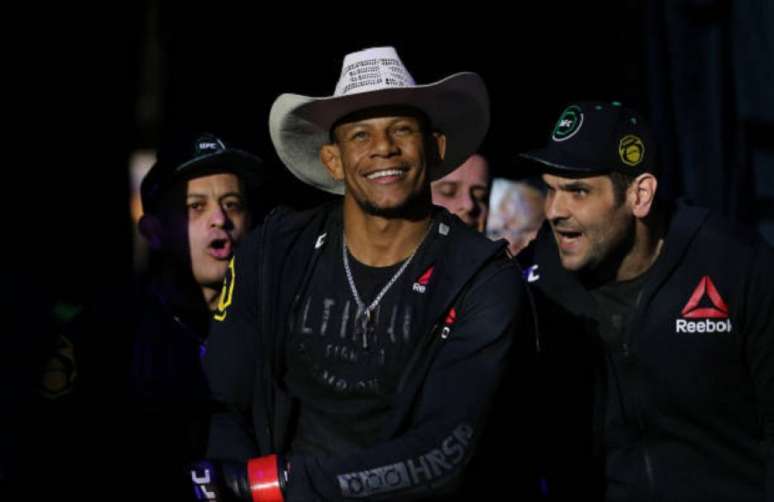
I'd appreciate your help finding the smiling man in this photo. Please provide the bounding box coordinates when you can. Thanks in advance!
[196,47,533,502]
[519,102,774,502]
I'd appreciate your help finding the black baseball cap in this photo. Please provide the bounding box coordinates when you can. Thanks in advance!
[141,133,264,214]
[519,101,657,177]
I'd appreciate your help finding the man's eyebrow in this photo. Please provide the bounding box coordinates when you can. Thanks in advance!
[559,180,592,190]
[186,191,244,199]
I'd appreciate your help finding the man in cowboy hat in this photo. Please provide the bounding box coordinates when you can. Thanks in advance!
[193,47,535,501]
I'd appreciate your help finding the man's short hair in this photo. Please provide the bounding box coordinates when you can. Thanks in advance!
[609,170,637,206]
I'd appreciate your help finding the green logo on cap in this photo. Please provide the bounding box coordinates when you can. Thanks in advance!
[552,105,584,142]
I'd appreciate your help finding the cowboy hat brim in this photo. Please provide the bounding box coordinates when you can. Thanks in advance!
[269,72,489,195]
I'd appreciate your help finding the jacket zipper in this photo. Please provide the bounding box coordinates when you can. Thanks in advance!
[627,288,656,496]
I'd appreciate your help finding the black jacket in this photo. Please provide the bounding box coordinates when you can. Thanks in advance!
[205,203,535,501]
[24,281,213,501]
[522,201,774,502]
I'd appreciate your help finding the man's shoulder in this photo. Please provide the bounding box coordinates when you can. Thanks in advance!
[265,202,338,232]
[437,208,509,260]
[669,201,772,265]
[694,208,768,250]
[237,202,340,257]
[515,223,568,288]
[438,213,525,299]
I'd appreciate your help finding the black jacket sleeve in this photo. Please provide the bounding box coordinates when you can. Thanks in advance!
[285,258,530,501]
[205,229,264,461]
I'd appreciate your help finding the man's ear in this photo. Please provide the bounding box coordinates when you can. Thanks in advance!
[138,214,164,250]
[320,143,344,181]
[630,173,658,219]
[432,132,447,162]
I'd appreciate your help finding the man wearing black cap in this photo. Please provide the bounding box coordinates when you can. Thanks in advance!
[192,47,534,502]
[520,102,773,501]
[139,132,263,314]
[34,133,265,499]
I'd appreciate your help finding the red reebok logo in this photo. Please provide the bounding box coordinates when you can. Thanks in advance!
[440,308,457,339]
[681,275,728,319]
[412,266,434,294]
[676,275,732,334]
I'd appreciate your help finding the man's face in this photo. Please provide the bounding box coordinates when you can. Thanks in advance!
[185,173,250,289]
[431,154,490,232]
[542,173,633,273]
[325,114,444,217]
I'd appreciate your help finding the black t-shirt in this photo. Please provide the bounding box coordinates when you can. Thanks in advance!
[589,268,652,464]
[284,229,436,456]
[589,272,649,350]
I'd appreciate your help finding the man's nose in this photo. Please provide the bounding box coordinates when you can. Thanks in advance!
[208,204,227,228]
[544,192,567,222]
[371,130,400,157]
[457,192,475,215]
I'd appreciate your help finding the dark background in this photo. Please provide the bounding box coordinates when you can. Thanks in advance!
[5,0,773,491]
[12,0,774,355]
[20,1,773,311]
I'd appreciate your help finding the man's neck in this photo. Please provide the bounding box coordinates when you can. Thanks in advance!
[148,266,211,331]
[578,207,667,288]
[202,286,220,312]
[342,196,432,267]
[615,208,667,282]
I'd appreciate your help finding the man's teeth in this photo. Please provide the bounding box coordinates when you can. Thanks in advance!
[367,169,403,180]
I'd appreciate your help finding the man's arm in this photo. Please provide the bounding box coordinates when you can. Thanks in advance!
[205,230,264,462]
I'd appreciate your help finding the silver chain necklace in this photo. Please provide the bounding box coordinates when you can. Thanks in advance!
[342,225,430,349]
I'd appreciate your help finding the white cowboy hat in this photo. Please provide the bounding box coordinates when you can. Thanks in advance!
[269,46,490,194]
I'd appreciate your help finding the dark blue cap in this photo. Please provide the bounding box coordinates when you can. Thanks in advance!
[141,133,264,214]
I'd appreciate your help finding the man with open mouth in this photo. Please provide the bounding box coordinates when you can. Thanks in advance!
[519,101,773,502]
[137,131,263,324]
[35,132,265,500]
